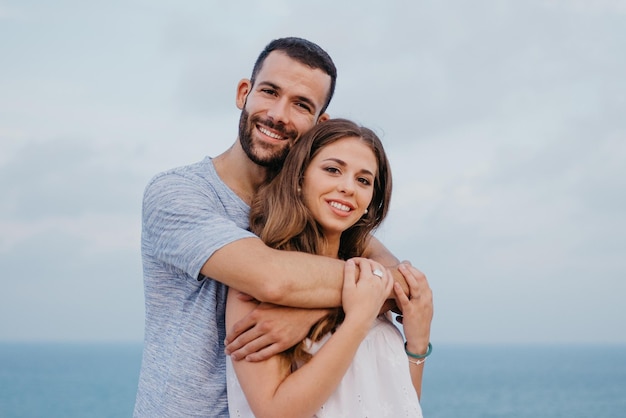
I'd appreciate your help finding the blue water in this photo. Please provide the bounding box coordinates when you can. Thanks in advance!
[0,343,142,418]
[0,343,624,417]
[422,345,626,417]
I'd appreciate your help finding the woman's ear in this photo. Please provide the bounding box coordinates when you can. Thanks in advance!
[236,79,252,110]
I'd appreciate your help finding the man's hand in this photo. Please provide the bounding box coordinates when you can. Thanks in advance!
[224,298,328,362]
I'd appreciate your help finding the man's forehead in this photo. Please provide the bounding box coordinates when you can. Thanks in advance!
[255,52,331,108]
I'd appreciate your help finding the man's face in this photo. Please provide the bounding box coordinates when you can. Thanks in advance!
[236,51,331,169]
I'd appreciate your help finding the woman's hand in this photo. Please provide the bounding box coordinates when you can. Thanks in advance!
[342,258,393,329]
[393,262,433,354]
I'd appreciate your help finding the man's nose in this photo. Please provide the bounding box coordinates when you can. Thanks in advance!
[266,98,290,125]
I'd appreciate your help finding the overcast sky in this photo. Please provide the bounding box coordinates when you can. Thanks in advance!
[1,0,625,344]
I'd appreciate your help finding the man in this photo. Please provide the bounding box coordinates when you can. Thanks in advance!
[134,37,429,417]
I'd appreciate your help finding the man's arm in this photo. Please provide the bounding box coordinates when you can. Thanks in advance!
[205,235,413,308]
[202,237,345,308]
[221,235,418,361]
[213,239,343,361]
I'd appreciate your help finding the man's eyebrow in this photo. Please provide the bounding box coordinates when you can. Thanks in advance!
[258,81,318,112]
[257,81,280,91]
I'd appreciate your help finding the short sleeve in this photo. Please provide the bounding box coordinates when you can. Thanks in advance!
[142,169,256,281]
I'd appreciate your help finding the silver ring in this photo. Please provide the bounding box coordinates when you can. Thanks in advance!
[372,269,384,278]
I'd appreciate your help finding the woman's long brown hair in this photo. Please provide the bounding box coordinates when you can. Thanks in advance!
[249,118,393,364]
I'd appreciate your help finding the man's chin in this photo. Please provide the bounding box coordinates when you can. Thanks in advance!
[245,149,282,168]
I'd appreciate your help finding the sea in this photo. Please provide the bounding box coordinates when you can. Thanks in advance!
[0,343,624,417]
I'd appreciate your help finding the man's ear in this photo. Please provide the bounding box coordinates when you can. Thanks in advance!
[236,79,252,110]
[317,112,330,123]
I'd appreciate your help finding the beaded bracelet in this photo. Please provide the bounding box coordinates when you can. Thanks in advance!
[405,342,432,359]
[408,358,426,366]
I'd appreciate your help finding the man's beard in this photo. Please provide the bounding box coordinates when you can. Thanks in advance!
[238,108,296,171]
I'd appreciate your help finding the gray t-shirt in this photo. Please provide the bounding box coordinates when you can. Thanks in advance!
[134,157,255,417]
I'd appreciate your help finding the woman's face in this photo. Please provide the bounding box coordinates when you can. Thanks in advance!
[301,136,378,242]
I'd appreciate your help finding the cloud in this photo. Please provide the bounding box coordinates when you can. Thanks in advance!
[1,0,625,343]
[0,138,144,220]
[0,228,144,341]
[545,0,626,13]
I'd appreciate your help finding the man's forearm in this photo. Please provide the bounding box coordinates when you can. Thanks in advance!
[202,237,344,308]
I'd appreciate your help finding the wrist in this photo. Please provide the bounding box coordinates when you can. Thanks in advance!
[342,313,374,337]
[405,341,431,357]
[405,341,432,359]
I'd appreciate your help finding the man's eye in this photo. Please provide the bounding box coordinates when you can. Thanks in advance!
[296,102,312,112]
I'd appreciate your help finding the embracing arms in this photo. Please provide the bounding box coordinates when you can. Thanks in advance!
[205,233,410,308]
[214,235,419,360]
[202,236,345,308]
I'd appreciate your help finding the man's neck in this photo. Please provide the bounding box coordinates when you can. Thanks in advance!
[213,140,270,205]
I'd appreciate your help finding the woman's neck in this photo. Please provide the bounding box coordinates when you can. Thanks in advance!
[323,236,341,259]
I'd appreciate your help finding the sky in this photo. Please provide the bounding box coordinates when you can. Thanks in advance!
[1,0,625,344]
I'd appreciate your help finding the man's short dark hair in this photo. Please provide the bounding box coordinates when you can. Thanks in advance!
[251,37,337,115]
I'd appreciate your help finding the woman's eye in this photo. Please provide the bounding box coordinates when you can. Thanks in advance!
[325,167,340,174]
[358,177,372,186]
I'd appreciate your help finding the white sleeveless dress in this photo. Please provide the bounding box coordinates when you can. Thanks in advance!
[226,313,423,417]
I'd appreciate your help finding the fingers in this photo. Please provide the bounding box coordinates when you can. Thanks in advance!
[382,267,394,296]
[395,262,434,344]
[236,292,256,302]
[392,261,433,316]
[343,258,393,321]
[241,343,287,362]
[343,259,357,288]
[348,258,394,303]
[227,334,284,362]
[225,320,295,361]
[399,263,419,295]
[393,281,410,310]
[350,257,387,281]
[224,323,259,357]
[224,315,255,347]
[398,262,430,297]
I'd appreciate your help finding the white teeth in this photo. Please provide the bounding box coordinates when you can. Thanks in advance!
[329,201,351,212]
[259,127,283,140]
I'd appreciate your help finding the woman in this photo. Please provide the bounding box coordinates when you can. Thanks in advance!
[226,119,433,417]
